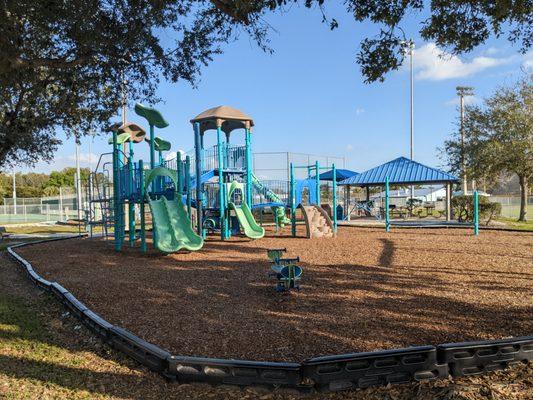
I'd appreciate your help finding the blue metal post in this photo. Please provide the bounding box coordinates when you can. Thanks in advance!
[473,190,479,236]
[149,124,155,169]
[128,144,135,247]
[216,126,225,240]
[176,152,182,196]
[315,161,320,206]
[385,176,390,232]
[112,130,122,251]
[225,132,231,169]
[148,123,158,193]
[245,128,252,206]
[185,156,192,225]
[194,122,203,236]
[332,164,337,234]
[139,159,147,252]
[290,162,296,237]
[200,134,205,172]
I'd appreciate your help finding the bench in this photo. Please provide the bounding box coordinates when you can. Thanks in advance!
[0,227,11,241]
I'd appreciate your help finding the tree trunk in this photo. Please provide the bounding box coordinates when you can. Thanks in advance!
[518,175,528,222]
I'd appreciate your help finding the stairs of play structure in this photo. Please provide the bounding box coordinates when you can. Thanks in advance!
[302,205,334,238]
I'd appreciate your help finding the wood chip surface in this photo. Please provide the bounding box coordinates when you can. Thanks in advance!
[17,226,533,362]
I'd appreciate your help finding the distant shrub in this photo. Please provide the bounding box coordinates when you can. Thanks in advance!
[452,195,501,224]
[406,198,423,208]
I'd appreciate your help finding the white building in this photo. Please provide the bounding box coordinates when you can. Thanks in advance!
[371,186,447,202]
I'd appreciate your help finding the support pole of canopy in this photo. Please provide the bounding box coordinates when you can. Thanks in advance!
[200,133,204,172]
[332,164,337,234]
[112,129,122,251]
[245,128,252,206]
[446,183,452,221]
[177,152,182,196]
[347,185,351,221]
[225,132,231,169]
[194,122,203,236]
[139,159,147,253]
[216,126,225,240]
[128,143,135,247]
[185,156,192,226]
[149,124,155,169]
[385,177,390,232]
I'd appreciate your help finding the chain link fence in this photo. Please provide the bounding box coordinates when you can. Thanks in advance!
[1,190,84,224]
[489,195,532,219]
[253,152,346,180]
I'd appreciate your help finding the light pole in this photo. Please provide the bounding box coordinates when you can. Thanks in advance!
[402,40,415,205]
[12,170,16,215]
[408,40,414,161]
[456,86,474,195]
[88,130,96,171]
[75,135,82,222]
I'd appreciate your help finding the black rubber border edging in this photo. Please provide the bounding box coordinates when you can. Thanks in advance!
[7,236,533,393]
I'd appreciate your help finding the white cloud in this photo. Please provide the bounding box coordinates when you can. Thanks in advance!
[355,107,365,115]
[66,152,99,164]
[444,96,479,107]
[346,144,354,151]
[23,152,100,173]
[414,43,511,81]
[484,47,500,56]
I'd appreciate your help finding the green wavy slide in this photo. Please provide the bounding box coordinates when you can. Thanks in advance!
[149,196,204,252]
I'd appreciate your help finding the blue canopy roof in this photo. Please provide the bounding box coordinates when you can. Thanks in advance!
[339,157,458,186]
[319,169,359,181]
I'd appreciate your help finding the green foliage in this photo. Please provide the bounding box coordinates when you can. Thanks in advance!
[442,76,532,221]
[452,195,501,224]
[0,168,90,201]
[2,1,531,169]
[406,198,423,208]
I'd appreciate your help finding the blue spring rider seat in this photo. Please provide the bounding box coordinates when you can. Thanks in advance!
[266,249,303,292]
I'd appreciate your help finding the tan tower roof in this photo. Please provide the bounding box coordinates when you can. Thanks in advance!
[190,105,254,134]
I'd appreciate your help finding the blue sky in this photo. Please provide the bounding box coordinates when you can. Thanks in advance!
[24,3,532,175]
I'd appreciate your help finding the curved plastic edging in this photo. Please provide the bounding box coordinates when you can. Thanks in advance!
[7,237,533,393]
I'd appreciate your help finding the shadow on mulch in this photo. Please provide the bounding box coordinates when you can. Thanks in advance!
[14,227,533,363]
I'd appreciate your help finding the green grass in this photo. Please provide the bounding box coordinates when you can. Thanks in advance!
[498,205,531,219]
[4,224,83,235]
[0,294,109,399]
[495,217,533,231]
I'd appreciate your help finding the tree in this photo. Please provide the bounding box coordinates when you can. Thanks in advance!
[1,1,531,169]
[442,76,532,221]
[44,167,90,193]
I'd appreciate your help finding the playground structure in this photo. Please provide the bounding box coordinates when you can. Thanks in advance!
[8,107,530,396]
[85,104,339,253]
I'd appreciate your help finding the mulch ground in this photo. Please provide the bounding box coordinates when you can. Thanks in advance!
[16,226,533,363]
